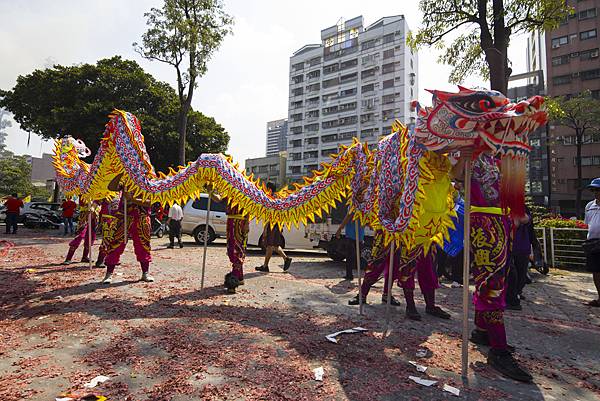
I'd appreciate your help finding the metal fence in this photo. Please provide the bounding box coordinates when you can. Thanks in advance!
[535,227,588,269]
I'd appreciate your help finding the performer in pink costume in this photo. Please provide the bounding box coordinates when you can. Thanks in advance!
[62,202,99,264]
[224,204,249,293]
[95,196,121,268]
[101,192,153,284]
[453,150,532,383]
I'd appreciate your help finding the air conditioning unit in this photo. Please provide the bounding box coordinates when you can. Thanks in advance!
[552,43,560,49]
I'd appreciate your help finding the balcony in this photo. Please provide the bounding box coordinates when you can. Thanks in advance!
[306,115,319,122]
[307,76,320,83]
[306,143,319,150]
[306,100,320,109]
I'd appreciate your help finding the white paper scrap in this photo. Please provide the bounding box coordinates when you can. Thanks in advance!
[83,375,110,388]
[408,361,428,373]
[409,376,437,387]
[325,327,368,344]
[55,398,74,401]
[415,349,427,358]
[313,366,324,381]
[443,384,460,396]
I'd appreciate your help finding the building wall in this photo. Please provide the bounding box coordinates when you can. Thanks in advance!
[545,0,600,215]
[244,154,287,188]
[28,153,55,185]
[286,15,417,180]
[266,118,288,156]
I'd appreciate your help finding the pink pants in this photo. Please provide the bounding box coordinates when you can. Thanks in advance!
[104,206,151,271]
[66,213,97,260]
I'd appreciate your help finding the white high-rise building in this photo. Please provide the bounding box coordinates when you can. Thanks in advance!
[266,118,288,156]
[286,15,418,180]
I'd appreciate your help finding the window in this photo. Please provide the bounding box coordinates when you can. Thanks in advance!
[308,57,321,66]
[383,33,395,44]
[291,100,303,109]
[361,113,375,123]
[321,134,338,143]
[323,63,339,75]
[361,39,376,50]
[339,131,355,140]
[361,68,377,79]
[291,113,302,122]
[362,98,375,109]
[292,62,304,71]
[322,105,338,115]
[362,54,378,65]
[383,48,395,59]
[270,164,278,172]
[291,139,302,148]
[551,55,570,66]
[306,83,320,92]
[339,115,358,126]
[290,152,302,161]
[340,72,357,83]
[193,197,227,213]
[574,156,600,166]
[579,8,597,20]
[304,151,318,160]
[291,166,301,174]
[290,126,302,134]
[382,109,395,120]
[530,181,543,193]
[361,128,379,138]
[322,92,338,102]
[322,119,338,129]
[580,29,597,41]
[321,148,337,157]
[323,77,339,88]
[552,74,571,85]
[306,110,319,118]
[382,94,396,104]
[307,70,320,79]
[551,35,569,48]
[362,83,375,93]
[340,87,357,97]
[382,62,395,74]
[292,75,303,84]
[339,101,356,111]
[383,79,394,89]
[305,137,319,145]
[530,138,541,147]
[304,123,319,132]
[292,88,303,96]
[340,58,358,70]
[581,68,600,80]
[580,48,599,61]
[305,164,319,172]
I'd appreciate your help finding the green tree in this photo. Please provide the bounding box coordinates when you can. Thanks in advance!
[0,56,229,172]
[0,153,33,197]
[547,91,600,218]
[134,0,233,165]
[407,0,569,94]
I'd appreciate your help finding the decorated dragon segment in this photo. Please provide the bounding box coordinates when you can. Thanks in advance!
[53,87,547,251]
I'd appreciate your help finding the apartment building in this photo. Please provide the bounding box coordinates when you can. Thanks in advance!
[266,118,288,156]
[244,153,287,188]
[286,15,418,180]
[546,0,600,214]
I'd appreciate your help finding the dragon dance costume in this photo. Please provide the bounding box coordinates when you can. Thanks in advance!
[95,196,121,267]
[470,153,512,350]
[103,196,152,276]
[226,205,249,285]
[64,203,99,263]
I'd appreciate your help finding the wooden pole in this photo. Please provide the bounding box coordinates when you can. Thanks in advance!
[87,202,93,270]
[354,220,364,315]
[383,240,396,336]
[123,195,128,245]
[461,160,472,380]
[200,192,212,290]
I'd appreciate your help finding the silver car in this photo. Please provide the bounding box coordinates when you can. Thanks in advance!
[181,194,228,244]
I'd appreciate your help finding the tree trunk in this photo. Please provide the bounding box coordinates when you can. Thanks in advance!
[177,104,191,166]
[575,128,583,219]
[487,52,508,95]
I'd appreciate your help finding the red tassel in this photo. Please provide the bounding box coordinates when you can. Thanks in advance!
[500,155,526,219]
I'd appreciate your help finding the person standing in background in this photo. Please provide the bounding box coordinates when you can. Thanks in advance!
[61,197,78,235]
[4,193,24,235]
[167,202,184,249]
[335,210,364,280]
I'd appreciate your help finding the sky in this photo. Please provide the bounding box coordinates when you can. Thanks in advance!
[0,0,527,166]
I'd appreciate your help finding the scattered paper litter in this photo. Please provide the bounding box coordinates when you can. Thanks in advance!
[409,376,437,387]
[116,272,123,276]
[325,327,368,343]
[313,366,324,381]
[409,361,427,372]
[38,316,48,320]
[55,398,74,401]
[83,375,110,388]
[415,349,427,358]
[443,383,460,396]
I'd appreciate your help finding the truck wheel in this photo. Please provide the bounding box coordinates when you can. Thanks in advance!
[194,225,215,244]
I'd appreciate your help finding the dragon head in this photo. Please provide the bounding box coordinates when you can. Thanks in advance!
[52,136,91,197]
[411,86,547,157]
[411,86,548,218]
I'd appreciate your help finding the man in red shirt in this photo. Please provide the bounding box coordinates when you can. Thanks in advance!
[61,197,78,235]
[4,193,24,234]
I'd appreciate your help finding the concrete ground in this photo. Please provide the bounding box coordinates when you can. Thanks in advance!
[0,228,599,400]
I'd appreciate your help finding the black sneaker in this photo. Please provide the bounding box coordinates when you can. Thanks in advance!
[381,294,402,306]
[255,265,270,272]
[179,243,183,249]
[426,306,451,319]
[488,349,533,383]
[283,257,292,271]
[506,303,523,311]
[348,294,367,305]
[167,244,174,249]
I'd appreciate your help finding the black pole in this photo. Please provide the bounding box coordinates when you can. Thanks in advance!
[545,123,552,210]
